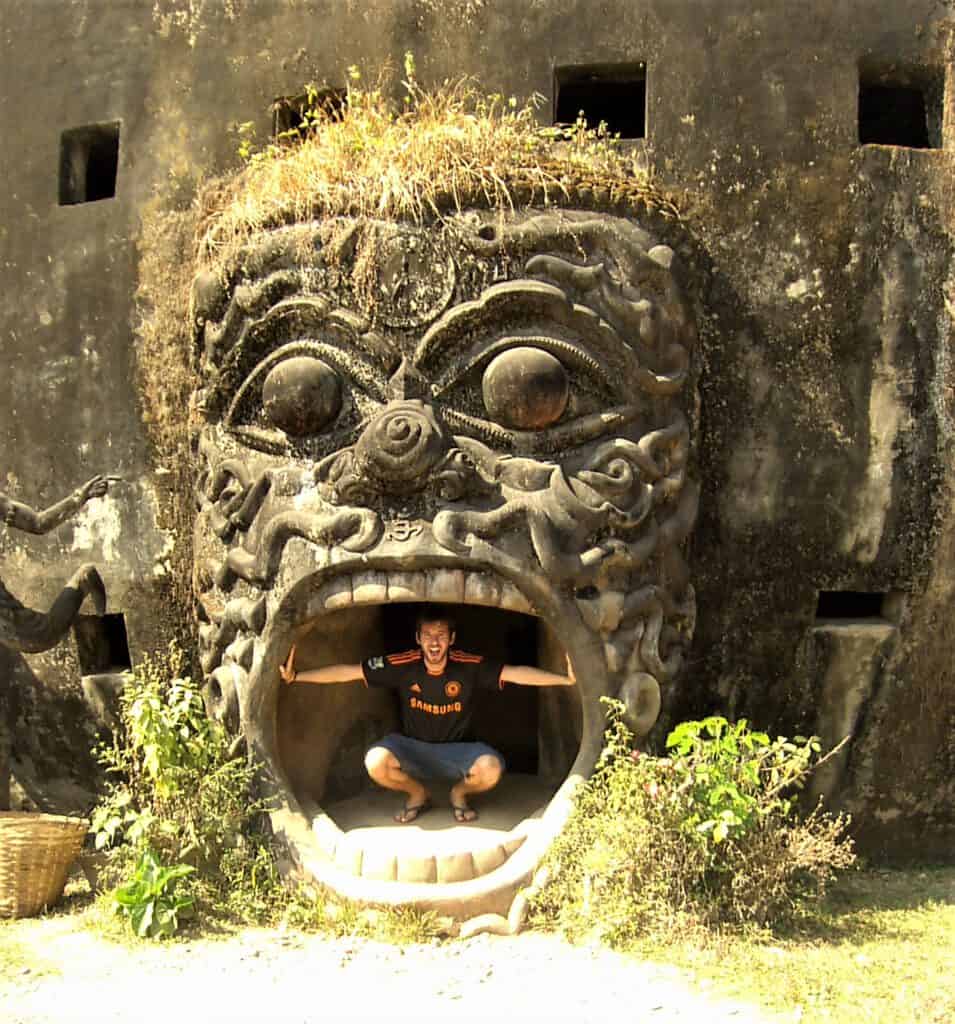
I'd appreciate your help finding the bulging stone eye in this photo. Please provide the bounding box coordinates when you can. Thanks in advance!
[481,347,569,430]
[262,356,342,437]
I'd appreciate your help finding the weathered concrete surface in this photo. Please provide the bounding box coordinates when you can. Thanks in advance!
[0,1,953,860]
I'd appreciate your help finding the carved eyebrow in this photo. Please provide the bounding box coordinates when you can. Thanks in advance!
[414,278,686,399]
[413,276,687,399]
[415,280,597,372]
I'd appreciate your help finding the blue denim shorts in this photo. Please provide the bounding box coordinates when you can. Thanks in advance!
[370,733,506,782]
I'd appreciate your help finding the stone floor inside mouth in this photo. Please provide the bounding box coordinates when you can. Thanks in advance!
[314,773,552,882]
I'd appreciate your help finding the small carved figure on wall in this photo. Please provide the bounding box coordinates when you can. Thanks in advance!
[0,475,115,654]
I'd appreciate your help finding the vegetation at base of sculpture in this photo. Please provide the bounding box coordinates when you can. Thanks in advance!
[90,644,443,942]
[111,849,194,939]
[530,702,857,946]
[91,644,269,937]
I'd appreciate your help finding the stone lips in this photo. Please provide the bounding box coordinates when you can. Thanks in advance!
[190,208,699,919]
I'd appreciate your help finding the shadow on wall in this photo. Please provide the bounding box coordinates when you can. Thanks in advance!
[0,645,104,815]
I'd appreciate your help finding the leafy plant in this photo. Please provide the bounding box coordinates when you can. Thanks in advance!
[531,701,856,946]
[113,848,194,939]
[91,644,264,936]
[665,716,821,845]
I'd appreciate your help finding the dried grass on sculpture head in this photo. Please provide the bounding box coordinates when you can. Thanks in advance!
[195,73,678,269]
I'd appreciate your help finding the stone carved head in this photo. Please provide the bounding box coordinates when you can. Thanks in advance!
[190,207,698,919]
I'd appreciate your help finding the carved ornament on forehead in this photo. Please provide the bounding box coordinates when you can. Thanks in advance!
[370,226,457,328]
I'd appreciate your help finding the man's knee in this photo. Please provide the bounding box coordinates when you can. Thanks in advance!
[469,753,503,787]
[364,746,398,781]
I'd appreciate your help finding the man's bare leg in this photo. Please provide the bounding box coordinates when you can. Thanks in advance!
[364,746,431,823]
[450,754,503,822]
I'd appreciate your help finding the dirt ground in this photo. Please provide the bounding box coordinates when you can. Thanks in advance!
[1,912,788,1023]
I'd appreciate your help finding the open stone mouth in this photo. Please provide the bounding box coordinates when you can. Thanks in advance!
[252,563,597,918]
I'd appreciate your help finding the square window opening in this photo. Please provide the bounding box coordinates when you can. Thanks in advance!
[858,65,943,149]
[554,63,647,139]
[271,87,346,142]
[74,612,132,675]
[59,122,120,205]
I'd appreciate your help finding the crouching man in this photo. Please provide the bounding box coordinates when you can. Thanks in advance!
[280,605,574,824]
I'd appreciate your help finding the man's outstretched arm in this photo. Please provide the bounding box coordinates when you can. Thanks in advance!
[279,645,364,686]
[500,660,575,687]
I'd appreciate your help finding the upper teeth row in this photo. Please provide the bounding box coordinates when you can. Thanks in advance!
[301,568,536,621]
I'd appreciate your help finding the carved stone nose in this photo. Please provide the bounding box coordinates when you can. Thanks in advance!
[353,400,450,495]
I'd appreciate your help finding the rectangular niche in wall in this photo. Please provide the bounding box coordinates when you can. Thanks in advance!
[858,65,942,149]
[815,590,894,623]
[554,63,647,139]
[271,87,346,140]
[74,612,132,675]
[58,121,120,205]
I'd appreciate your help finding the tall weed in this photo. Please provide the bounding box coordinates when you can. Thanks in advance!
[91,644,268,935]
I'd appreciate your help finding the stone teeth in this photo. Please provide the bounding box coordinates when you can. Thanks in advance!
[502,834,526,857]
[360,850,397,882]
[471,844,508,876]
[436,852,475,884]
[311,813,343,857]
[333,842,363,877]
[385,572,428,602]
[426,569,465,603]
[301,569,536,615]
[396,856,438,884]
[308,820,529,883]
[463,572,502,607]
[322,576,353,611]
[351,571,388,604]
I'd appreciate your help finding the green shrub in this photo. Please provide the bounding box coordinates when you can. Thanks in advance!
[91,643,268,937]
[530,701,856,946]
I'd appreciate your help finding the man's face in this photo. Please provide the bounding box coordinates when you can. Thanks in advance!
[416,620,455,669]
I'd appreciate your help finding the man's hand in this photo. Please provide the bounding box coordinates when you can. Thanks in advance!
[280,645,297,685]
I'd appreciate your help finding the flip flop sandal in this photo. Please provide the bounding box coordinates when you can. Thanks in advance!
[451,804,478,823]
[394,798,432,824]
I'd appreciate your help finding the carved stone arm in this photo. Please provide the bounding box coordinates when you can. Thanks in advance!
[0,475,110,535]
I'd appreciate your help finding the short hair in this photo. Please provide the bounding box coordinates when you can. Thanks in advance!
[415,604,456,634]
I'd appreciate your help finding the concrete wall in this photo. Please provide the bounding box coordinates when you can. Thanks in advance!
[1,0,953,859]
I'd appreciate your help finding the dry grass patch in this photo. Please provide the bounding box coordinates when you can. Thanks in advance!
[632,868,955,1024]
[197,64,676,268]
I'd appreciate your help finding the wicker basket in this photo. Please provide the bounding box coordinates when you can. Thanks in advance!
[0,812,89,918]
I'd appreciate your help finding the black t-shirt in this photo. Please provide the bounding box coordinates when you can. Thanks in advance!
[361,648,505,743]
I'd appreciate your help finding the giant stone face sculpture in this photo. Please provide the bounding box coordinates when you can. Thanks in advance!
[191,208,698,918]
